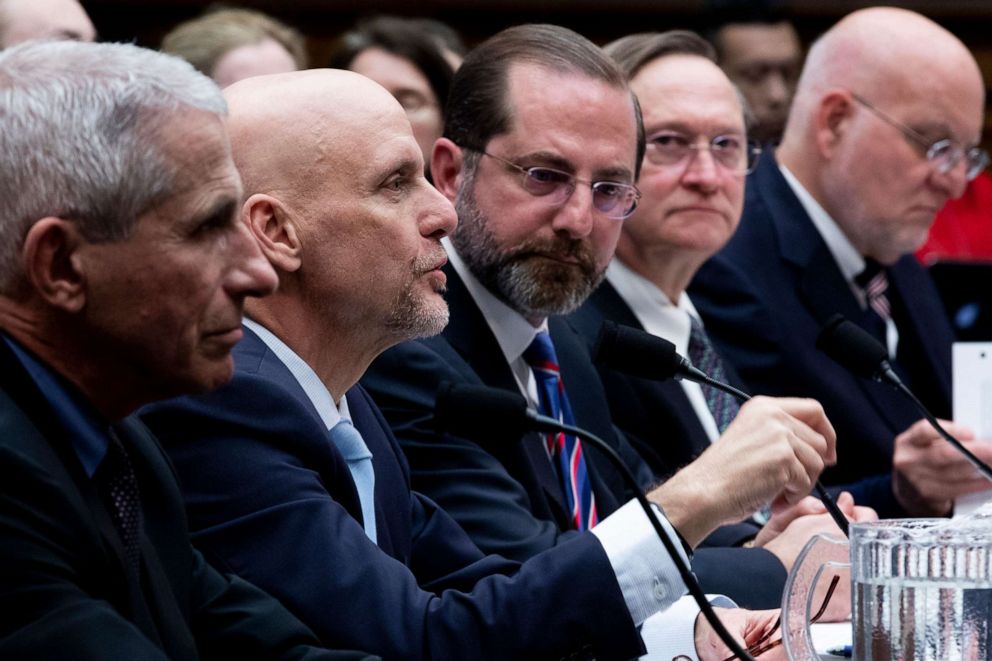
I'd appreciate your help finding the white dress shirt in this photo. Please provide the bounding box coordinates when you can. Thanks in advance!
[780,165,898,358]
[606,260,721,443]
[446,238,730,660]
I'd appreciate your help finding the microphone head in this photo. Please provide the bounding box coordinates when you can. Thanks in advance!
[816,314,889,379]
[593,320,682,382]
[433,382,531,444]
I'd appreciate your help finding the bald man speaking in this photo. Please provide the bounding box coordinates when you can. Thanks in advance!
[691,7,992,519]
[141,66,786,660]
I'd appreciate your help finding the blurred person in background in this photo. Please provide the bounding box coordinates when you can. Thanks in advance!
[706,4,802,145]
[330,15,461,173]
[162,6,305,88]
[0,0,95,47]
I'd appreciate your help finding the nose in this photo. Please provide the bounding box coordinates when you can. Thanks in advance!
[421,182,458,238]
[227,221,279,299]
[550,183,596,239]
[930,157,970,201]
[681,147,721,192]
[762,72,791,107]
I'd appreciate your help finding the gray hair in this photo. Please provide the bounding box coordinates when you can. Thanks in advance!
[0,40,226,292]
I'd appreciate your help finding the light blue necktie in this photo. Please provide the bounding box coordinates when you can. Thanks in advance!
[329,419,377,543]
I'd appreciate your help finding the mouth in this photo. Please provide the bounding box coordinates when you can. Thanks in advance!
[205,326,243,346]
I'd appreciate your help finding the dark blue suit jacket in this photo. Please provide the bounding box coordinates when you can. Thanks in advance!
[141,326,643,661]
[0,337,369,661]
[689,152,954,518]
[364,266,787,608]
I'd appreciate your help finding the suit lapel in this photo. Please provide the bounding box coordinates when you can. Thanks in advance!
[757,155,922,432]
[442,266,571,522]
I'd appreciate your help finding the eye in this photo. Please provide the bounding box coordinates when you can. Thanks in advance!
[525,167,570,185]
[382,173,410,193]
[593,182,624,199]
[650,132,690,149]
[712,135,744,154]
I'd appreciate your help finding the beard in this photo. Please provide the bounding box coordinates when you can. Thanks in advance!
[452,179,604,321]
[385,245,450,339]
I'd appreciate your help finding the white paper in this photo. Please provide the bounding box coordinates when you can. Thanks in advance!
[812,621,852,657]
[953,342,992,517]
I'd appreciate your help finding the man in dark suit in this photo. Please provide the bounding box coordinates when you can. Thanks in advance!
[140,55,790,659]
[0,41,373,660]
[569,32,873,590]
[362,22,838,613]
[690,7,992,518]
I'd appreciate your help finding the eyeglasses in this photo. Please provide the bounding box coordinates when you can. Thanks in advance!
[850,92,989,182]
[467,149,641,220]
[645,131,762,175]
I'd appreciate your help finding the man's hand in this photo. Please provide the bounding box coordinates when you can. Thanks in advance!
[892,418,992,516]
[757,492,877,571]
[693,607,783,661]
[651,397,836,547]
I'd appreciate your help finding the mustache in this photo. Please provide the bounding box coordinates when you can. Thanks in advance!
[507,235,596,270]
[413,244,447,273]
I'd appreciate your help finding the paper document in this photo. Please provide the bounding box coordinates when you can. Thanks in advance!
[953,342,992,517]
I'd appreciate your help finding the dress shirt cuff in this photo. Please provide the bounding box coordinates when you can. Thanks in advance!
[638,594,737,660]
[591,499,691,626]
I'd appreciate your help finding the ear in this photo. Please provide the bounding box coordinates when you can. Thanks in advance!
[430,137,465,203]
[814,90,855,159]
[20,218,87,313]
[242,194,301,273]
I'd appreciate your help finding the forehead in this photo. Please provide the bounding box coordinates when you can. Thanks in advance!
[718,23,801,65]
[881,69,985,145]
[349,47,435,99]
[632,55,744,133]
[148,111,241,220]
[497,62,637,170]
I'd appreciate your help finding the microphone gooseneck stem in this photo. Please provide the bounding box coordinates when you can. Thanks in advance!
[697,374,851,538]
[882,366,992,482]
[552,418,757,661]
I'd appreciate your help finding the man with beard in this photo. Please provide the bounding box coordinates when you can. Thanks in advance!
[363,24,837,611]
[141,63,797,660]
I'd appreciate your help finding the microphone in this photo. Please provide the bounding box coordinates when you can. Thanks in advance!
[433,381,757,661]
[817,314,992,482]
[594,320,850,537]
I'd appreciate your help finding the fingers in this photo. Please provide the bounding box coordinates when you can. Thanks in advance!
[763,396,837,464]
[898,417,976,448]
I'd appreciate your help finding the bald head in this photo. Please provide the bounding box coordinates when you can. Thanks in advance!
[0,0,95,47]
[777,7,985,265]
[225,69,408,210]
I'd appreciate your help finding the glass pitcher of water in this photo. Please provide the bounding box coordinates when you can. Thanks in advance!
[782,517,992,660]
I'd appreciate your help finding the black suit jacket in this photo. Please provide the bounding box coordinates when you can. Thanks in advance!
[141,326,644,661]
[689,152,954,518]
[364,265,788,608]
[0,338,372,660]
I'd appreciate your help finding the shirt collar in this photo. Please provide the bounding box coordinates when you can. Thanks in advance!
[605,259,700,357]
[779,163,866,283]
[444,237,548,366]
[242,318,350,429]
[3,334,110,477]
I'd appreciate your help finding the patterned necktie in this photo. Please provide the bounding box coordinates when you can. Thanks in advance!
[329,419,377,543]
[687,316,741,434]
[855,258,891,345]
[95,429,144,584]
[523,331,597,531]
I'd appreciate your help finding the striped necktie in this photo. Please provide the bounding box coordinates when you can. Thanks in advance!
[523,331,597,531]
[855,258,891,345]
[687,316,741,434]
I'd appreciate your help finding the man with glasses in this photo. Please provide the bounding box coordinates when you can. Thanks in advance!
[364,23,839,618]
[571,31,872,607]
[690,7,992,518]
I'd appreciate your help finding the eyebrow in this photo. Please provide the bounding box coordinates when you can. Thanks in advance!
[515,149,634,183]
[646,122,745,137]
[193,197,238,228]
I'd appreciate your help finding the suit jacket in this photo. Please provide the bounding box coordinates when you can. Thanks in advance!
[141,326,644,661]
[364,265,788,608]
[0,338,370,661]
[689,152,954,518]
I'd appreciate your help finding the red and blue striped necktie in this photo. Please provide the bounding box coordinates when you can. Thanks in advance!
[523,331,598,531]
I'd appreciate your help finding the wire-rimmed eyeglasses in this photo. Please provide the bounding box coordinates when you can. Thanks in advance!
[645,131,762,176]
[465,148,642,220]
[850,92,989,182]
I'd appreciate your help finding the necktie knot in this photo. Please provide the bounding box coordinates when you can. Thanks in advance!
[523,331,559,373]
[329,419,372,462]
[855,258,891,322]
